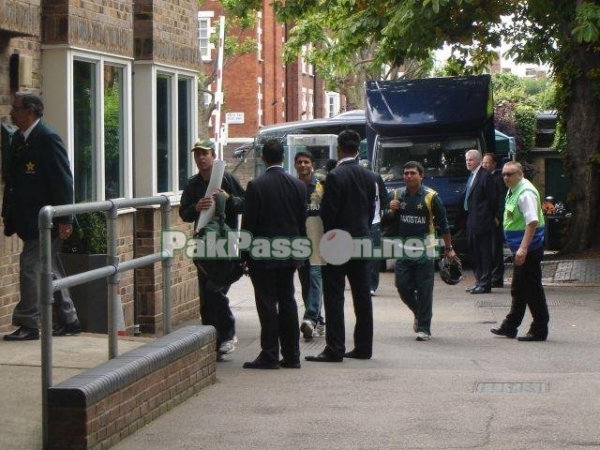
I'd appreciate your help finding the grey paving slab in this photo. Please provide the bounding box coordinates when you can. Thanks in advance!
[2,257,599,450]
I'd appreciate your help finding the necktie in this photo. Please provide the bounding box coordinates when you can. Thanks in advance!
[464,171,474,211]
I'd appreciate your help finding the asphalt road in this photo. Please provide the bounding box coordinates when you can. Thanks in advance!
[2,269,600,450]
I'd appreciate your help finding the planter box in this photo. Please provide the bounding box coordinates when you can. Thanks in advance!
[59,253,109,334]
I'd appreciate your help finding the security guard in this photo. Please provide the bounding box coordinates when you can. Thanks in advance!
[491,161,549,341]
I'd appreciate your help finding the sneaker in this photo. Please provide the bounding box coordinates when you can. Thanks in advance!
[370,289,376,296]
[300,320,314,340]
[315,322,326,338]
[219,339,236,355]
[416,331,431,341]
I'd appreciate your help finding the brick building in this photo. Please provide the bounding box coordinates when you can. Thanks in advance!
[198,0,335,150]
[0,0,204,335]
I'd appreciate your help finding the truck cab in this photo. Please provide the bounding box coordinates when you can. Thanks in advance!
[366,75,497,256]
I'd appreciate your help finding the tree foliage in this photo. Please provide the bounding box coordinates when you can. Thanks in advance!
[246,0,600,252]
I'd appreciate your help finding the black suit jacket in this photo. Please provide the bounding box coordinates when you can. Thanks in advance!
[242,166,307,269]
[491,168,508,223]
[463,166,497,236]
[2,120,74,240]
[320,160,377,237]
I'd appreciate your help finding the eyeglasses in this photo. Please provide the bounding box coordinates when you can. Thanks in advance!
[502,172,517,177]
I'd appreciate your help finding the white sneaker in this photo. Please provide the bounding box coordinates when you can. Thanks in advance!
[315,322,326,337]
[300,320,314,340]
[416,331,431,341]
[219,339,236,354]
[370,290,376,296]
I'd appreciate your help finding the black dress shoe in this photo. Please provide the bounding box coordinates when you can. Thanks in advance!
[490,327,517,339]
[242,359,280,369]
[470,286,491,294]
[517,333,547,342]
[280,360,301,369]
[465,285,477,292]
[305,350,343,363]
[53,319,82,337]
[344,349,371,360]
[3,326,39,341]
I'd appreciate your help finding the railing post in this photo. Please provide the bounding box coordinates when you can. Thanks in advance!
[161,196,173,335]
[107,202,120,358]
[38,196,173,447]
[39,206,55,450]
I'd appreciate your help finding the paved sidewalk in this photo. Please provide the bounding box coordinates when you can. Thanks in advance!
[1,256,599,450]
[541,257,600,285]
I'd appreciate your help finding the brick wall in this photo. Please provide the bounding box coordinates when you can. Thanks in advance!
[259,4,285,126]
[222,50,260,138]
[116,213,135,332]
[48,326,216,450]
[133,0,199,69]
[0,1,41,38]
[42,0,134,55]
[135,207,200,334]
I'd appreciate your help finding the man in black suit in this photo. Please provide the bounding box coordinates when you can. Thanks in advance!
[2,92,81,341]
[306,130,377,362]
[483,153,508,288]
[462,149,497,294]
[241,139,307,369]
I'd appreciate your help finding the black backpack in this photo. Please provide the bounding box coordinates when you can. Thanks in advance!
[193,193,245,287]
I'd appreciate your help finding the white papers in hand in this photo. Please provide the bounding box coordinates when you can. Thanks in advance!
[195,160,226,234]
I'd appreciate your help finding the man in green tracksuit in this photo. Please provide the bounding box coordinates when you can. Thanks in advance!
[384,161,455,341]
[491,161,549,341]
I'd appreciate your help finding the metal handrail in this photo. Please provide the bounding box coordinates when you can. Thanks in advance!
[38,196,173,449]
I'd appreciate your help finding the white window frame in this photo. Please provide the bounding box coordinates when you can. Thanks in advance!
[326,92,341,118]
[41,47,134,200]
[198,11,215,61]
[307,88,314,120]
[256,11,263,62]
[133,62,198,198]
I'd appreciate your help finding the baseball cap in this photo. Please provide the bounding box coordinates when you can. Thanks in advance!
[191,139,215,152]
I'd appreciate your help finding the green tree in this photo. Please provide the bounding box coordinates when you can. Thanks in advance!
[248,0,600,253]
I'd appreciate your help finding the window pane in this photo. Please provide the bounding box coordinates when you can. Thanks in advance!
[156,75,171,193]
[73,60,97,202]
[178,77,192,190]
[104,65,124,199]
[198,18,210,60]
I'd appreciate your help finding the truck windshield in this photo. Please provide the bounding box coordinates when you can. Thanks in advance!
[375,136,476,181]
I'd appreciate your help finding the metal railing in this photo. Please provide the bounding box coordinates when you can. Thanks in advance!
[38,196,174,449]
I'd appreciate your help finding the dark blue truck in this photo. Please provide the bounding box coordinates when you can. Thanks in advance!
[365,74,503,256]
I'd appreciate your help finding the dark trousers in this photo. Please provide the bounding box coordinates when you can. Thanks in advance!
[249,266,300,364]
[468,231,493,290]
[394,257,434,334]
[322,259,373,359]
[368,223,382,292]
[197,272,235,347]
[503,247,550,337]
[491,224,505,285]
